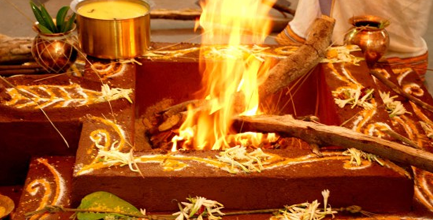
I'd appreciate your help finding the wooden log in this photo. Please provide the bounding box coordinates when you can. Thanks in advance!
[273,2,296,16]
[259,15,335,99]
[0,34,34,64]
[0,63,45,76]
[150,9,291,32]
[150,7,294,20]
[233,114,433,173]
[150,9,202,20]
[159,99,204,119]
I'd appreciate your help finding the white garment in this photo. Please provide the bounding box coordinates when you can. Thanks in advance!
[289,0,433,58]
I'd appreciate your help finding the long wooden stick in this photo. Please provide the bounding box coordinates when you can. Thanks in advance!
[0,63,40,70]
[150,7,294,20]
[370,69,433,113]
[233,114,433,173]
[150,9,202,20]
[259,15,335,99]
[0,68,45,76]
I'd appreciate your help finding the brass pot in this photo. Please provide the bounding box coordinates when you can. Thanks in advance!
[344,15,390,67]
[71,0,151,59]
[31,24,79,73]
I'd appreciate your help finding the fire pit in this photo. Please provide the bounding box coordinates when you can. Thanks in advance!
[71,0,423,214]
[70,42,414,213]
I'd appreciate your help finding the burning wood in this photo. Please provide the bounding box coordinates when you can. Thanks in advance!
[151,15,335,137]
[147,101,433,172]
[232,114,433,173]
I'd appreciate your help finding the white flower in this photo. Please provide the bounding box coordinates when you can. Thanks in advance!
[97,84,133,103]
[321,189,330,213]
[96,148,140,173]
[173,196,224,220]
[140,208,146,216]
[420,121,433,139]
[272,190,337,220]
[379,91,410,117]
[216,146,271,173]
[321,46,364,65]
[333,87,374,110]
[342,148,383,166]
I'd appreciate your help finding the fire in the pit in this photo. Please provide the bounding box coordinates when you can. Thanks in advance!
[171,0,277,151]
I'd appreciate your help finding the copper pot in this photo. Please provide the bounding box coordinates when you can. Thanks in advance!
[71,0,151,59]
[344,15,390,67]
[31,24,79,73]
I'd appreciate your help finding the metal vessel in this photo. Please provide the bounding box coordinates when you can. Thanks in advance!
[71,0,151,59]
[345,15,390,67]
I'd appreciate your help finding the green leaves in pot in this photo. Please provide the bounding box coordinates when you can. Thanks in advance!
[30,1,76,34]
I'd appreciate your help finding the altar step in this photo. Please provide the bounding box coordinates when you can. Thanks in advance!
[12,156,75,220]
[7,156,433,219]
[9,155,277,220]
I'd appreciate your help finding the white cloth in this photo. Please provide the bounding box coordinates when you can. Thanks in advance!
[289,0,433,58]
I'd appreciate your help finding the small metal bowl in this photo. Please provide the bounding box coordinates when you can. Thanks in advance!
[0,194,14,219]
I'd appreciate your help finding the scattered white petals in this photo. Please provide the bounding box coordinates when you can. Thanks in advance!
[333,86,374,110]
[321,45,364,65]
[216,146,271,173]
[420,121,433,139]
[271,189,337,220]
[98,84,133,103]
[379,91,410,117]
[173,196,224,220]
[342,148,383,166]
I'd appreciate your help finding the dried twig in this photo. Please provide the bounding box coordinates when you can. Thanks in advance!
[370,69,433,113]
[382,128,420,149]
[0,64,46,75]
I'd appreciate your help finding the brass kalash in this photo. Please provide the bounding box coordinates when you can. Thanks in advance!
[70,0,151,59]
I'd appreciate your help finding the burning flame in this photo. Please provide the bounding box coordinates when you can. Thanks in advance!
[172,0,276,151]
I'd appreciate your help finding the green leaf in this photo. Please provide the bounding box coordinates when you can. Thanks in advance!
[55,6,70,32]
[76,191,142,220]
[62,13,76,32]
[38,24,53,34]
[39,4,57,33]
[30,1,49,29]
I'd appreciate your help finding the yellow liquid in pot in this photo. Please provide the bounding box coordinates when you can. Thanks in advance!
[77,1,148,19]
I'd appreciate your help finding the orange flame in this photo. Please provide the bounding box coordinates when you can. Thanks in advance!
[172,0,276,150]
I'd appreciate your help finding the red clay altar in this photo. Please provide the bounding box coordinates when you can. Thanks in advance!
[2,43,433,219]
